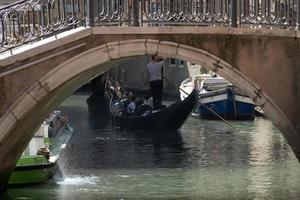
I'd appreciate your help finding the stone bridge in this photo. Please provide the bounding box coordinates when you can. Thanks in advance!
[0,0,300,191]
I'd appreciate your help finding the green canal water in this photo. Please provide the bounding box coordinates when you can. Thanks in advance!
[4,92,300,199]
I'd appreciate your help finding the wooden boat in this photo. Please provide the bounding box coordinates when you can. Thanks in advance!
[108,88,197,131]
[8,111,73,185]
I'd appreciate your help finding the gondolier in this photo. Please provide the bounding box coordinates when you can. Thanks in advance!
[147,55,165,109]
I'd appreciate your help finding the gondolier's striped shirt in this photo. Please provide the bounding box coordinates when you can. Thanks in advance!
[147,60,164,82]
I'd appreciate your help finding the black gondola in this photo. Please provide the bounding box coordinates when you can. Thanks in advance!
[108,87,197,131]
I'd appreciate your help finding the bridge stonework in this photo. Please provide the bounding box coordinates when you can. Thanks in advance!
[0,26,299,190]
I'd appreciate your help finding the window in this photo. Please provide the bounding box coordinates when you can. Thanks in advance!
[170,58,176,65]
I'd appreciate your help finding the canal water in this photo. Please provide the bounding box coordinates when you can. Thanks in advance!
[4,92,300,200]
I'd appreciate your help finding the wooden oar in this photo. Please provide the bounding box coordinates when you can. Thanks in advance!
[163,76,235,129]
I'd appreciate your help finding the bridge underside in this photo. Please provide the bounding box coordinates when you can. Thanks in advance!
[0,27,299,190]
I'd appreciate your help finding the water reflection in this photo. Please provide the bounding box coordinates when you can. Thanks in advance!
[246,118,300,199]
[180,118,254,167]
[132,130,187,168]
[86,91,110,130]
[247,118,275,198]
[75,129,187,169]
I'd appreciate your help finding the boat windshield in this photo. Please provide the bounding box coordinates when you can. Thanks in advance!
[200,77,230,92]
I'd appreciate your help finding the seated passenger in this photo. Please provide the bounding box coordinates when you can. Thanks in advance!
[136,99,144,108]
[115,83,122,99]
[135,104,153,116]
[123,91,134,111]
[133,94,154,116]
[143,94,153,108]
[127,95,137,114]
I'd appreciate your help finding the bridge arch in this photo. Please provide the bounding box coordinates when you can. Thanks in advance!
[0,38,298,188]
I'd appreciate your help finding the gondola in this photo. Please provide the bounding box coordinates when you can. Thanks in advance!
[107,86,197,131]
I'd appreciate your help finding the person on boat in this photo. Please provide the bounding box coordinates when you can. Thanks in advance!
[143,94,153,108]
[122,91,134,111]
[127,95,137,114]
[136,98,144,108]
[115,82,122,99]
[147,55,166,110]
[135,95,153,116]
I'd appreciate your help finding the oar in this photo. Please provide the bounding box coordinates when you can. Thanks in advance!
[163,76,235,129]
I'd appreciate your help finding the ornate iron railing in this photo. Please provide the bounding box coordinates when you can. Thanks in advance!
[239,0,299,28]
[0,0,299,53]
[0,0,86,53]
[141,0,231,25]
[92,0,130,25]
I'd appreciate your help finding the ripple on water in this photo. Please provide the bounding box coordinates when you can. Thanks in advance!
[57,176,98,185]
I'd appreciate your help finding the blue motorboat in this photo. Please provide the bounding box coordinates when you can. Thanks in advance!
[180,75,255,120]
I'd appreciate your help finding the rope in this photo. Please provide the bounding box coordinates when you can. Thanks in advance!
[163,76,235,129]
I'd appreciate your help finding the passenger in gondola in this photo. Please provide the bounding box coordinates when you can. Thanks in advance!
[143,94,153,108]
[136,99,144,108]
[122,91,134,111]
[127,95,137,114]
[115,83,122,99]
[134,95,154,116]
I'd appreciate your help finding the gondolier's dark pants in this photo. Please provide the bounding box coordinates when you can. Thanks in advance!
[150,79,163,109]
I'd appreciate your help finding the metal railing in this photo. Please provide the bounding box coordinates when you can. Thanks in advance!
[0,0,86,53]
[239,0,299,29]
[0,0,299,53]
[140,0,231,25]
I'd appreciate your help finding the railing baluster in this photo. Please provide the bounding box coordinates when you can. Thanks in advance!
[132,0,139,26]
[297,0,300,30]
[88,0,94,26]
[231,0,238,27]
